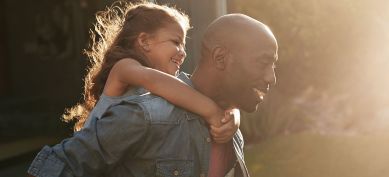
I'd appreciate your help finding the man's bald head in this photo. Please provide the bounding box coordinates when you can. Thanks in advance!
[200,13,277,60]
[192,13,278,112]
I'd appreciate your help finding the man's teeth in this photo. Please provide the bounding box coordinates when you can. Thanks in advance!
[253,88,265,99]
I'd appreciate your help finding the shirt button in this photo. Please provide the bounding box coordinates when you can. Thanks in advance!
[206,137,212,143]
[173,170,179,176]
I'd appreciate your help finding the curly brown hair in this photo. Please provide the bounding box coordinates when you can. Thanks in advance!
[62,1,190,131]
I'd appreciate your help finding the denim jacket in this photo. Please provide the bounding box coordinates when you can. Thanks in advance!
[28,73,249,177]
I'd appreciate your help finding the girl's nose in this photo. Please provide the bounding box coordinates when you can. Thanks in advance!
[177,48,186,59]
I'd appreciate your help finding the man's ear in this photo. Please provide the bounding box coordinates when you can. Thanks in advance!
[212,45,229,70]
[137,32,151,52]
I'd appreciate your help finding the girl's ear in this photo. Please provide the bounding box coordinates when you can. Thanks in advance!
[137,32,151,52]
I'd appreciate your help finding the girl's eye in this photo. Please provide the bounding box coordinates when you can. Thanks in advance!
[172,40,186,50]
[172,40,180,45]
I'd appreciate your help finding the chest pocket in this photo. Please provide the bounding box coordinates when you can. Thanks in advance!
[156,160,194,177]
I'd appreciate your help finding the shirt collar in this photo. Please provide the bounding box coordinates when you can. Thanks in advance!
[177,72,193,87]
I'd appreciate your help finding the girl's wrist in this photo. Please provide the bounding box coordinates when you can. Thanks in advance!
[207,107,224,126]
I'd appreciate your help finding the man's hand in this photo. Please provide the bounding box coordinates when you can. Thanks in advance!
[210,109,240,143]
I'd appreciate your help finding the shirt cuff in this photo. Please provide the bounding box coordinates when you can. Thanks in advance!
[28,146,66,177]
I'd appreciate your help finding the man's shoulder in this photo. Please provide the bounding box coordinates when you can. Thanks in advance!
[111,94,184,124]
[105,72,191,123]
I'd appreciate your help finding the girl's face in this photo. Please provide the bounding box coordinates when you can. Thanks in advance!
[145,22,187,76]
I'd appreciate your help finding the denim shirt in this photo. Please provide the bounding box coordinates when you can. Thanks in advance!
[28,73,249,177]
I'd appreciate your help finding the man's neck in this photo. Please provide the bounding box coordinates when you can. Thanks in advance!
[191,66,230,110]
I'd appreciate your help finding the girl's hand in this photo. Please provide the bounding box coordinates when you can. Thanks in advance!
[210,109,240,143]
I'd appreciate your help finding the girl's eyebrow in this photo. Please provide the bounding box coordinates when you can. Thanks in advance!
[175,35,186,44]
[175,35,184,41]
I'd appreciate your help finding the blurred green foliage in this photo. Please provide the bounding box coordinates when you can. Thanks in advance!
[228,0,389,142]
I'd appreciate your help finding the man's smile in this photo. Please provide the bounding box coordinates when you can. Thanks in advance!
[253,88,266,102]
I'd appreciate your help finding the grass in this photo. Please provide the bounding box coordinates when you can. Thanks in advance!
[245,132,389,177]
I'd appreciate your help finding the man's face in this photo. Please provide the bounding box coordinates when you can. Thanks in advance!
[224,34,278,112]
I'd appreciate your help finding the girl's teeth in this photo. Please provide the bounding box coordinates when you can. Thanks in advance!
[171,59,180,65]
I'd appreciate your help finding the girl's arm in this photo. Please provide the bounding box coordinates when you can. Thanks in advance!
[107,58,224,127]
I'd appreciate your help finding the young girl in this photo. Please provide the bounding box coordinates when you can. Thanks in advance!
[63,2,238,144]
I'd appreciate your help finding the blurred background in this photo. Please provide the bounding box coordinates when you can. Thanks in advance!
[0,0,388,176]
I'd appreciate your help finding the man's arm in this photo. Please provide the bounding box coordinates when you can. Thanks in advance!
[27,102,149,177]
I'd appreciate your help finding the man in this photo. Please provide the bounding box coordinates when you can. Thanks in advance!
[28,14,278,177]
[192,13,277,177]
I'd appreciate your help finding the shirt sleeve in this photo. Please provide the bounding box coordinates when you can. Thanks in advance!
[27,102,150,177]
